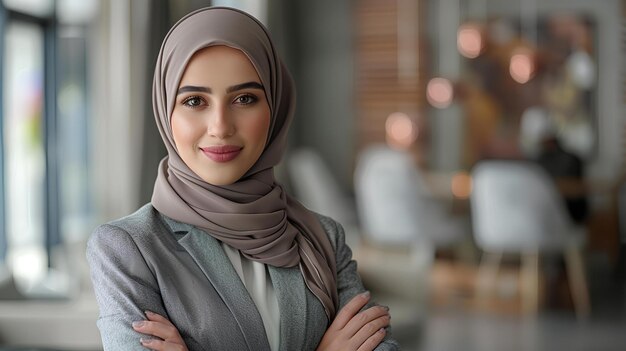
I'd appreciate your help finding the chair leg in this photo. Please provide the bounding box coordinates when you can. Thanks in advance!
[521,251,540,317]
[476,251,502,310]
[564,247,591,320]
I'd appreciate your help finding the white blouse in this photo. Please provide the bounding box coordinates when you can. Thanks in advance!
[222,243,281,351]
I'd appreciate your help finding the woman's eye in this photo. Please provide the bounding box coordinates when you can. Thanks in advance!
[182,96,205,108]
[234,94,257,105]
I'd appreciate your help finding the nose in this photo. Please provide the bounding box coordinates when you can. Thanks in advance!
[207,105,235,139]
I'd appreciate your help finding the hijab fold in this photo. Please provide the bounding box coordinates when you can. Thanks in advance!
[150,7,338,320]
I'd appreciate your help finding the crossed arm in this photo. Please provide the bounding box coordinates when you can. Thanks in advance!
[133,291,391,351]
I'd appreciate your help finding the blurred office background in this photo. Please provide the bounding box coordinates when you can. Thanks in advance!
[0,0,624,350]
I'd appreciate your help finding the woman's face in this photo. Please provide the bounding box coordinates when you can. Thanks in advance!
[171,46,271,186]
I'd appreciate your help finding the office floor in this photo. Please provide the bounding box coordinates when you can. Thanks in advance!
[395,253,626,351]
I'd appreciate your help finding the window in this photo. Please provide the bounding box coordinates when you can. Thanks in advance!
[0,0,94,296]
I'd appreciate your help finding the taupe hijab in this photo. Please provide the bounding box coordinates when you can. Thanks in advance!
[151,7,338,320]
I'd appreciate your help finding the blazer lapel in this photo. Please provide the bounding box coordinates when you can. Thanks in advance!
[268,265,307,351]
[166,218,271,351]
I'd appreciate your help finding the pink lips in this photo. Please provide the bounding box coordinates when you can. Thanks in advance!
[200,145,243,163]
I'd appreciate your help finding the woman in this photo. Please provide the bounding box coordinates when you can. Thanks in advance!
[87,7,398,351]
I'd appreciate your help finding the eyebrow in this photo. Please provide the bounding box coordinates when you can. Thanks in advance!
[227,81,264,93]
[177,85,210,94]
[177,81,264,95]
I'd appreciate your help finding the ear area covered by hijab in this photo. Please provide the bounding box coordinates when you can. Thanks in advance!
[150,7,338,320]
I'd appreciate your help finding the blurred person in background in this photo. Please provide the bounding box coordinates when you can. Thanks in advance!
[86,7,398,351]
[521,107,589,224]
[536,125,589,224]
[519,105,590,310]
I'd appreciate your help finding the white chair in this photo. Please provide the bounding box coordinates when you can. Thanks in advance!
[286,148,356,224]
[286,148,359,247]
[354,145,468,248]
[470,160,590,319]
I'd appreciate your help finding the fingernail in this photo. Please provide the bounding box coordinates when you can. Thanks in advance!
[140,338,152,345]
[145,310,159,318]
[383,305,390,311]
[132,321,145,328]
[378,327,386,334]
[361,291,370,298]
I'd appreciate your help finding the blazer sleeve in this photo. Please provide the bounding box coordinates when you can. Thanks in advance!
[319,216,401,351]
[86,223,168,350]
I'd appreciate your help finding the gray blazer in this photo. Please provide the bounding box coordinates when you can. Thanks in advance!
[87,204,399,350]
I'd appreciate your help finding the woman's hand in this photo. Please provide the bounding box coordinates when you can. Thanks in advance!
[132,311,189,351]
[316,291,391,351]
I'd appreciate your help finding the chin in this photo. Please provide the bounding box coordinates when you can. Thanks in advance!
[200,173,241,186]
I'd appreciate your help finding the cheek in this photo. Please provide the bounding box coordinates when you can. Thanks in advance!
[247,110,271,150]
[171,113,202,150]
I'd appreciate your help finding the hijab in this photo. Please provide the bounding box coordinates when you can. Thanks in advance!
[151,7,338,320]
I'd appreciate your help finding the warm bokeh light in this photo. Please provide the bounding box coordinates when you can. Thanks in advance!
[457,23,483,59]
[426,77,454,109]
[509,48,535,84]
[385,112,417,150]
[451,171,472,199]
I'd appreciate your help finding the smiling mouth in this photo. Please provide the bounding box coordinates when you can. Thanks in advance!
[200,145,243,163]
